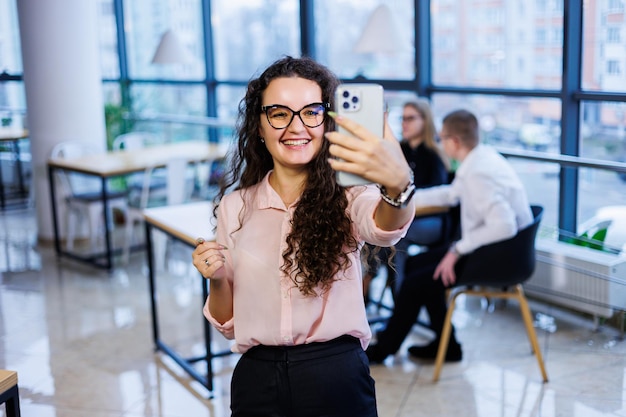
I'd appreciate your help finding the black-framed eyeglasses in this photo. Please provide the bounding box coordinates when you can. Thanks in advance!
[402,115,419,123]
[261,102,329,129]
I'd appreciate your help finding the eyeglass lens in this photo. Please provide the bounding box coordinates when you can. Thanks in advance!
[265,103,326,129]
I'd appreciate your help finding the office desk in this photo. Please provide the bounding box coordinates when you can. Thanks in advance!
[414,205,449,217]
[0,129,29,210]
[143,201,233,396]
[47,141,227,269]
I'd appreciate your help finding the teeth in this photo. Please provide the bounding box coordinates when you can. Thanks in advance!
[283,139,309,146]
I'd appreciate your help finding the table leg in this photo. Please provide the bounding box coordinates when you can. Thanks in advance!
[12,139,26,200]
[100,176,113,270]
[0,150,5,210]
[202,274,214,392]
[47,165,61,256]
[145,222,161,346]
[144,221,228,397]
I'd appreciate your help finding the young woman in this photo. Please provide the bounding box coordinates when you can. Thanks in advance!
[191,56,416,416]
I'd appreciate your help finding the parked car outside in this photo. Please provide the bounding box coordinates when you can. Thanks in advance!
[519,123,554,151]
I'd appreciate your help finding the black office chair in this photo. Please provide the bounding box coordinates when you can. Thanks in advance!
[433,205,548,382]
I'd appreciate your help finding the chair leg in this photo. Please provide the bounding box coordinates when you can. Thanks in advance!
[87,204,102,250]
[514,284,549,382]
[433,289,461,382]
[152,230,168,271]
[121,214,134,265]
[66,210,76,251]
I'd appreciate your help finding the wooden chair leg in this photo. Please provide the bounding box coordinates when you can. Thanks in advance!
[432,285,548,383]
[433,289,461,382]
[514,284,549,382]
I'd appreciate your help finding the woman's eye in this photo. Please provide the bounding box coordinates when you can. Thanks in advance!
[270,110,289,119]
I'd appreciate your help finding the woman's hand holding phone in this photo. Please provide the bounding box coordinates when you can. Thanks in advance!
[326,111,411,196]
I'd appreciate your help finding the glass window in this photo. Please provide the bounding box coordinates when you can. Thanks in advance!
[607,60,621,75]
[431,93,562,152]
[608,0,624,11]
[580,100,626,163]
[212,0,300,81]
[216,85,245,121]
[432,0,563,89]
[124,0,205,80]
[582,0,626,92]
[607,27,620,43]
[0,0,19,130]
[130,84,208,141]
[0,81,25,129]
[431,93,562,231]
[578,166,626,251]
[103,82,125,149]
[96,0,119,79]
[215,84,244,146]
[513,159,560,231]
[314,0,415,80]
[0,0,22,74]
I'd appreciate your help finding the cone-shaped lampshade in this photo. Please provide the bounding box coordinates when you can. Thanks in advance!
[151,30,193,64]
[353,5,403,54]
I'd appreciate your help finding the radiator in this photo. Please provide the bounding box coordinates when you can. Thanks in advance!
[524,239,626,318]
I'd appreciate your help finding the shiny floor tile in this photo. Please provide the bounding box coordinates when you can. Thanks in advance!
[1,207,625,417]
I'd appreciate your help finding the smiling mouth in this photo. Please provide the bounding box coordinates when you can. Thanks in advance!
[281,139,311,146]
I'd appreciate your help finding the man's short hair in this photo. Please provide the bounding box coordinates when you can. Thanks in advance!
[443,109,479,148]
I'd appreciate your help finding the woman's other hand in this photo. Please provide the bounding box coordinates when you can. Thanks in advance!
[192,237,227,279]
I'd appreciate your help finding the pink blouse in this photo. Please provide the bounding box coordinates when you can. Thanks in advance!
[203,173,413,353]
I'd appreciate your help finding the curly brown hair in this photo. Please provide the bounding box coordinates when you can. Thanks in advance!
[215,56,359,296]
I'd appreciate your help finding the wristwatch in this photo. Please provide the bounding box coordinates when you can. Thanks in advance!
[378,172,416,208]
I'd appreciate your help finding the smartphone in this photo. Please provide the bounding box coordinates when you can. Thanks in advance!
[334,83,385,187]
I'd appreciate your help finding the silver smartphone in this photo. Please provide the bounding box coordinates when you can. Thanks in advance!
[334,83,385,187]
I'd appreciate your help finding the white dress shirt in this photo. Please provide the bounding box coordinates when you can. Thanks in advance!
[412,144,533,255]
[204,173,414,353]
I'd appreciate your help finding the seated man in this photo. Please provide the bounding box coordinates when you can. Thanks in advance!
[366,109,533,364]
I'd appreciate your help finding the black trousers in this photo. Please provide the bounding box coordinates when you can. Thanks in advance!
[231,335,378,417]
[374,244,493,355]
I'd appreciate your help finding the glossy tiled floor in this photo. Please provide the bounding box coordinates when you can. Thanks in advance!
[1,206,626,417]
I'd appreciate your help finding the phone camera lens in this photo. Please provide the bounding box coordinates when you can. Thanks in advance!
[351,96,359,104]
[342,91,350,98]
[342,101,350,109]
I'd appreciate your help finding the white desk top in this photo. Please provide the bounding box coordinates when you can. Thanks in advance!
[48,140,227,177]
[143,201,216,246]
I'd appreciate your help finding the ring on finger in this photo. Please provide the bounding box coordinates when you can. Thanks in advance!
[204,259,210,266]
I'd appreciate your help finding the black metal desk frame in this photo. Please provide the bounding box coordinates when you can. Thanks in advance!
[143,213,233,397]
[46,141,226,271]
[47,164,122,270]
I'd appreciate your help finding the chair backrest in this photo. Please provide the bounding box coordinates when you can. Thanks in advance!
[112,132,160,151]
[50,141,103,197]
[457,205,543,286]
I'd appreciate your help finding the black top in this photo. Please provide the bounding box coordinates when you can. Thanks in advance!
[401,141,448,188]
